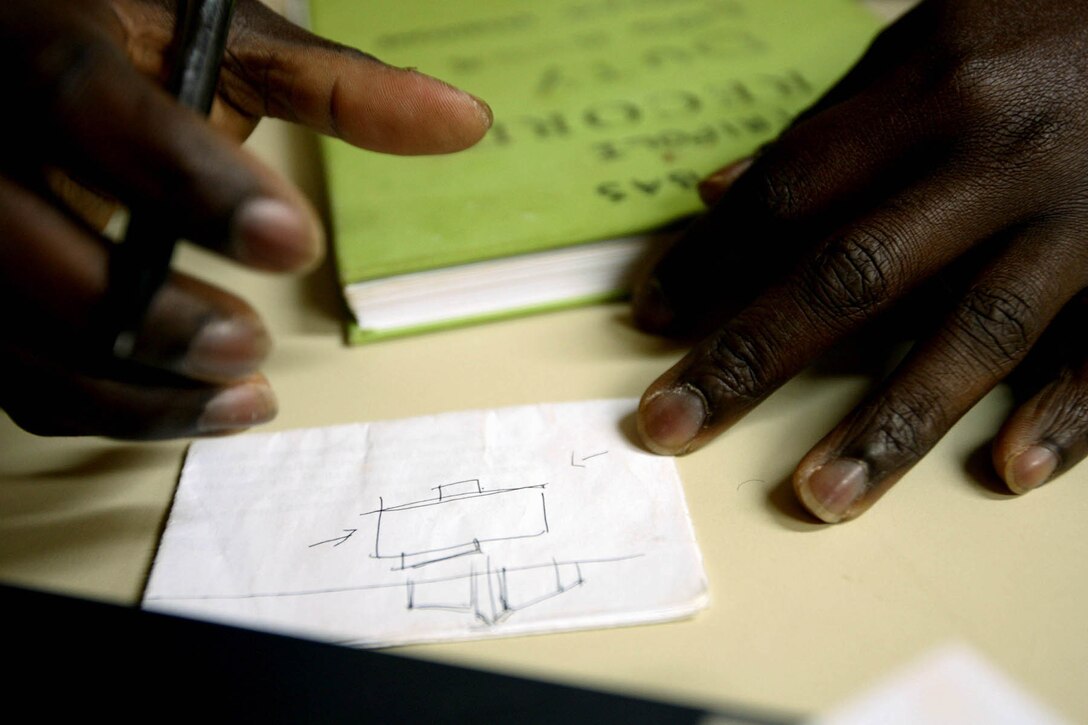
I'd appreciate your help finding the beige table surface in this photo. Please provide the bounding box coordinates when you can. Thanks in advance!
[3,0,1086,720]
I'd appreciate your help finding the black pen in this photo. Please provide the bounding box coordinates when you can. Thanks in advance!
[105,0,238,358]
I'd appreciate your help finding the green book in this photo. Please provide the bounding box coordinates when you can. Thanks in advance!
[311,0,881,343]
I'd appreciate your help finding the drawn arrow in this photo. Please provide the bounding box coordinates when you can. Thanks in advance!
[570,450,608,468]
[308,529,357,548]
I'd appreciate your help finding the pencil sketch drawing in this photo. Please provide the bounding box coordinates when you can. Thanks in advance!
[142,401,707,648]
[305,471,630,628]
[366,478,549,570]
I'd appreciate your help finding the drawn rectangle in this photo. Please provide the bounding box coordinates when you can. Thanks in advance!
[376,489,546,559]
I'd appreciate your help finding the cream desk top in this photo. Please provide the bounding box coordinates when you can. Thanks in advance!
[3,1,1084,720]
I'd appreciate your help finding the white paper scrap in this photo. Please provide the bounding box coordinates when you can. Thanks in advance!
[809,643,1071,725]
[143,399,708,647]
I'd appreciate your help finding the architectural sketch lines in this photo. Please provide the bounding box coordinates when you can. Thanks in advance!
[357,483,547,516]
[406,556,589,627]
[363,479,551,570]
[307,474,616,625]
[142,401,706,648]
[144,554,643,602]
[150,462,653,631]
[432,478,481,501]
[396,539,481,571]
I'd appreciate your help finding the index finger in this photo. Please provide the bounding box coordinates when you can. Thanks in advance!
[215,0,493,154]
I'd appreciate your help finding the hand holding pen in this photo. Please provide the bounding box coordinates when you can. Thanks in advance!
[0,0,492,439]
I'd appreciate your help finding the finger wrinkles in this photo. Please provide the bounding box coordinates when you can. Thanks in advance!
[799,228,1081,514]
[745,158,810,224]
[799,223,903,326]
[945,283,1038,376]
[219,43,286,122]
[841,392,948,473]
[938,224,1083,382]
[325,69,347,139]
[734,140,859,230]
[697,324,782,406]
[217,0,360,130]
[221,40,372,131]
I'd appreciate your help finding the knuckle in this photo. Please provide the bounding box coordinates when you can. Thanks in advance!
[848,395,944,470]
[220,44,281,119]
[949,284,1036,372]
[219,14,352,123]
[746,158,812,223]
[802,224,900,322]
[696,326,779,404]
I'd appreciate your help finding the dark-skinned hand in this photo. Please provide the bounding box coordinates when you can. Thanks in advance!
[0,0,491,439]
[634,0,1088,522]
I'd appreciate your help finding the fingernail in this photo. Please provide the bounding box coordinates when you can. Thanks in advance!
[232,197,324,271]
[1005,445,1059,494]
[184,316,272,381]
[796,458,869,523]
[632,276,675,332]
[198,380,278,434]
[638,386,707,454]
[697,157,753,206]
[468,93,494,128]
